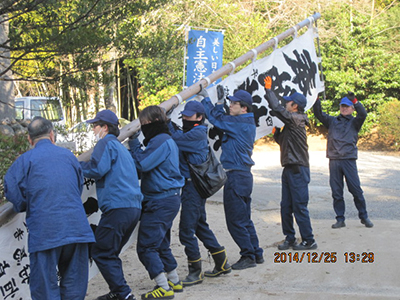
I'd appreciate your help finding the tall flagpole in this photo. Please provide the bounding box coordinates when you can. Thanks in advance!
[78,12,321,162]
[182,26,189,89]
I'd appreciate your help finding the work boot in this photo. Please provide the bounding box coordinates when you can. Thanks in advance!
[95,292,136,300]
[256,255,264,264]
[332,220,346,229]
[204,247,232,277]
[277,239,298,250]
[182,258,203,286]
[293,240,318,251]
[95,292,119,300]
[231,256,256,270]
[361,218,374,228]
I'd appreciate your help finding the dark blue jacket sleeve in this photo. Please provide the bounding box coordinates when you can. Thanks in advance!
[129,136,173,172]
[353,101,367,132]
[80,137,112,180]
[4,157,28,212]
[201,97,236,135]
[313,99,333,128]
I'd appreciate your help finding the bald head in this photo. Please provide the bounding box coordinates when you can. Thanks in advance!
[28,117,54,144]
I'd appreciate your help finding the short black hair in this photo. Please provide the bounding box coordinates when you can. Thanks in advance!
[28,116,53,141]
[93,121,120,137]
[240,101,253,113]
[196,112,205,121]
[291,102,305,113]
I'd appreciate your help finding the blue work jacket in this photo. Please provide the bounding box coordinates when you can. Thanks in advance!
[202,97,255,171]
[80,134,143,212]
[313,100,367,160]
[4,139,95,253]
[168,122,208,179]
[129,133,184,200]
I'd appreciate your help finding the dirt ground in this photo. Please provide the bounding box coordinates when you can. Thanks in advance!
[85,136,400,300]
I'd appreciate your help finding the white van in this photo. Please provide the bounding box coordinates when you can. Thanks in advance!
[15,96,65,126]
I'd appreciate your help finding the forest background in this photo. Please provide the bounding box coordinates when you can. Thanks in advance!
[0,0,399,204]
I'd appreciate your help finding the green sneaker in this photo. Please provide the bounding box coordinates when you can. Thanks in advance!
[168,280,183,293]
[141,286,174,299]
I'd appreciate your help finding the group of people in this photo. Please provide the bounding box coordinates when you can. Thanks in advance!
[4,77,372,300]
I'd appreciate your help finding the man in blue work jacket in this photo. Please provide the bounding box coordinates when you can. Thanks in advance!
[199,86,264,270]
[80,110,143,300]
[313,93,373,229]
[168,100,231,286]
[4,116,95,300]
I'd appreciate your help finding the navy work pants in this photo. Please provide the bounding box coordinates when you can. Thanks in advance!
[30,243,89,300]
[91,207,141,298]
[223,170,263,260]
[137,194,180,279]
[329,159,368,221]
[281,165,314,243]
[179,180,222,260]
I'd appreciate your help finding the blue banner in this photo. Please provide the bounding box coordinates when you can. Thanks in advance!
[186,29,224,88]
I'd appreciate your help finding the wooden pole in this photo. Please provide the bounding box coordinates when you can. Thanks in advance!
[78,12,321,162]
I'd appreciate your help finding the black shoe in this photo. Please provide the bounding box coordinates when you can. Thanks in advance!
[361,218,374,228]
[231,256,256,270]
[332,220,346,229]
[292,240,318,251]
[256,255,264,264]
[95,293,118,300]
[95,292,136,300]
[277,240,297,250]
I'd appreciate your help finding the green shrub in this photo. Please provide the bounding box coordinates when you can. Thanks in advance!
[0,134,30,206]
[377,98,400,150]
[138,85,181,110]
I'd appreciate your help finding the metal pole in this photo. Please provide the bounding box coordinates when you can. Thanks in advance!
[182,26,189,89]
[314,16,326,101]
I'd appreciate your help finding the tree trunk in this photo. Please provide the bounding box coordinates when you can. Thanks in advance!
[0,15,15,121]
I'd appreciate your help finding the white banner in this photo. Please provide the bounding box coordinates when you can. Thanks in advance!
[170,27,324,152]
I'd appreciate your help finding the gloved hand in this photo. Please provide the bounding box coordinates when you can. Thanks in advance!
[216,85,225,104]
[197,84,209,99]
[264,76,272,90]
[272,126,281,134]
[273,126,282,143]
[347,91,357,104]
[129,129,141,140]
